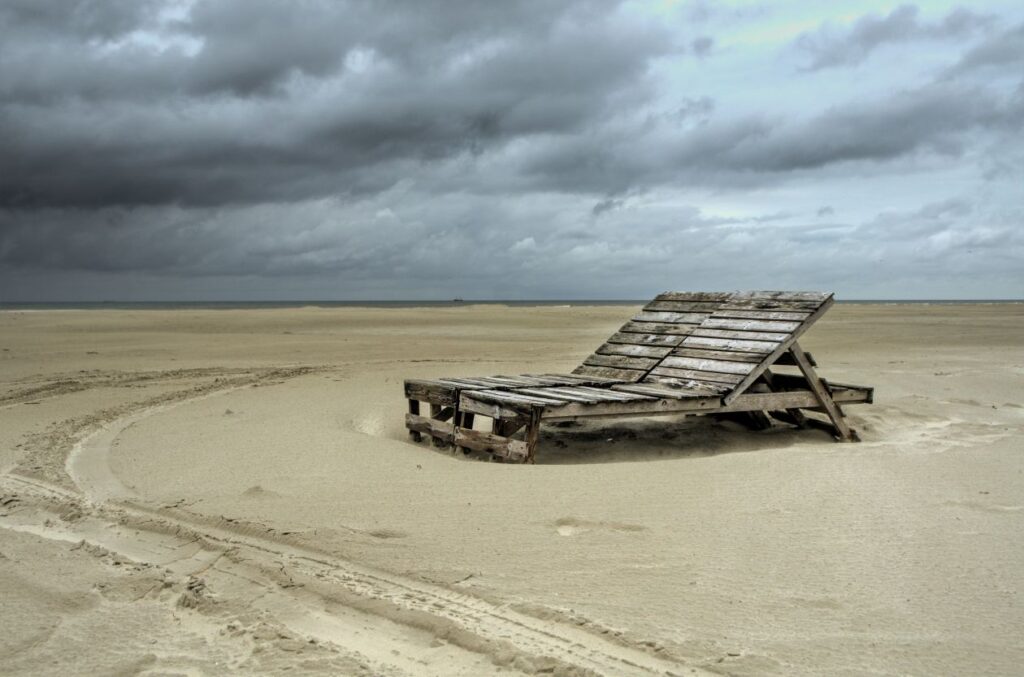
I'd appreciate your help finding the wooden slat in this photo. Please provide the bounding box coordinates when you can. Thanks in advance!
[475,375,547,387]
[525,373,624,385]
[572,365,646,382]
[533,386,630,403]
[681,336,777,353]
[607,332,685,347]
[642,375,730,393]
[618,321,695,336]
[566,385,656,401]
[670,348,763,363]
[643,301,724,312]
[436,377,496,389]
[404,380,458,406]
[584,354,659,370]
[595,343,673,358]
[632,311,708,324]
[470,389,566,406]
[712,310,811,321]
[659,356,756,375]
[405,413,455,441]
[456,428,529,461]
[514,387,599,403]
[609,384,716,400]
[701,318,801,332]
[732,291,830,302]
[691,328,791,342]
[653,292,733,302]
[648,366,745,385]
[717,300,821,311]
[540,386,869,421]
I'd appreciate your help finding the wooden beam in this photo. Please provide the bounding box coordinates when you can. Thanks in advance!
[540,386,870,421]
[788,342,858,442]
[523,407,543,464]
[407,399,421,441]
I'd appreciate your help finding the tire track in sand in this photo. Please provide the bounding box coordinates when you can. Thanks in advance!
[4,378,714,676]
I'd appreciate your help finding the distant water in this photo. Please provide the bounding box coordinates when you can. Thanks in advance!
[1,299,1020,310]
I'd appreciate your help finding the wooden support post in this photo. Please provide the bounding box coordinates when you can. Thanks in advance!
[429,403,451,448]
[789,343,858,442]
[523,407,543,464]
[407,399,421,441]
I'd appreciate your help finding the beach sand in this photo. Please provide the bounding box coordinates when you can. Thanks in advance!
[1,303,1022,675]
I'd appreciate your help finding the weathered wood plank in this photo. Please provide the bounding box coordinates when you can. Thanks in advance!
[609,384,717,400]
[618,321,695,336]
[691,328,791,342]
[649,366,745,384]
[712,310,811,321]
[541,386,869,421]
[453,427,528,462]
[644,300,724,312]
[625,374,729,393]
[471,389,566,406]
[670,347,763,363]
[473,375,547,387]
[717,300,821,311]
[681,336,777,353]
[584,354,659,370]
[436,377,496,389]
[404,380,457,406]
[565,385,656,401]
[405,413,455,442]
[514,387,599,404]
[659,356,756,375]
[653,292,733,303]
[607,332,685,347]
[701,318,801,332]
[525,373,625,385]
[732,291,831,302]
[523,408,543,463]
[572,364,646,382]
[458,395,528,420]
[595,342,674,358]
[632,311,709,324]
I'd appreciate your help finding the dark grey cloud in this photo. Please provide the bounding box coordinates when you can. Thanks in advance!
[0,1,1021,300]
[0,0,675,208]
[946,21,1024,76]
[796,4,993,70]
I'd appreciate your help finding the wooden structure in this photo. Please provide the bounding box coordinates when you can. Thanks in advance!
[404,291,873,463]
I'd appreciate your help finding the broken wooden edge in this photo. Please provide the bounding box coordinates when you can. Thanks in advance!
[405,414,527,462]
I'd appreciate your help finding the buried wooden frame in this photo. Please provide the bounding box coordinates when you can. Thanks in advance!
[403,291,873,463]
[404,341,872,463]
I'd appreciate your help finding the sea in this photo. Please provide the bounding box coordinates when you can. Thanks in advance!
[0,299,1020,310]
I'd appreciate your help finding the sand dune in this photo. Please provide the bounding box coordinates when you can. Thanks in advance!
[1,303,1022,675]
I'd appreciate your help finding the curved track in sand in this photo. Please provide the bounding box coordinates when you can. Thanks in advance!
[2,370,712,676]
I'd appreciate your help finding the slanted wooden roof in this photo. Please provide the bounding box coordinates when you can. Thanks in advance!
[573,291,834,403]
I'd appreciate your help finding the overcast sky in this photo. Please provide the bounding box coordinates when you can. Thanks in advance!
[1,0,1022,300]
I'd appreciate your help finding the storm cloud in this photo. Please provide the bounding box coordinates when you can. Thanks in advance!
[1,1,1022,300]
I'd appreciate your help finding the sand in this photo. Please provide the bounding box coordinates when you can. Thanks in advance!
[1,303,1022,676]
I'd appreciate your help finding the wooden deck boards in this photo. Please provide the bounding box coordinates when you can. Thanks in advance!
[403,291,870,462]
